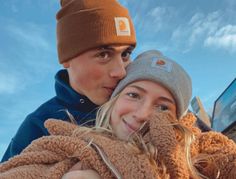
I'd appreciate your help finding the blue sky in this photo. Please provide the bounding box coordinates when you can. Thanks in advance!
[0,0,235,159]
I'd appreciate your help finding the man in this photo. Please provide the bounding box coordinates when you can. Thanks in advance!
[1,0,136,162]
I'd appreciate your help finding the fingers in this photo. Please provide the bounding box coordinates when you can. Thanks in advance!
[68,162,83,171]
[62,170,101,179]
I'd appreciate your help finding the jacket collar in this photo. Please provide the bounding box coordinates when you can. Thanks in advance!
[55,69,98,113]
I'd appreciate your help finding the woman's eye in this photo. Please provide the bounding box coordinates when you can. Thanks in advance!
[156,105,169,111]
[126,92,139,99]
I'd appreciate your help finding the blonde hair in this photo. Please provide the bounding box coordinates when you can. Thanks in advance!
[173,123,204,179]
[95,94,120,132]
[67,93,205,178]
[96,97,209,178]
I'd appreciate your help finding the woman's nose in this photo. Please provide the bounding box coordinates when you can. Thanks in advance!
[133,104,152,123]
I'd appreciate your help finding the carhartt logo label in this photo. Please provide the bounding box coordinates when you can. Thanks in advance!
[156,59,166,65]
[152,57,172,72]
[114,17,131,36]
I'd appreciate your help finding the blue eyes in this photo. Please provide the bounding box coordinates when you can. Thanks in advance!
[126,92,169,111]
[126,92,140,99]
[156,105,169,111]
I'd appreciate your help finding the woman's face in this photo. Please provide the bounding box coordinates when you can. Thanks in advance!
[110,80,177,140]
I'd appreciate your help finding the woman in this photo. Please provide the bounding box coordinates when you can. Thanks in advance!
[64,50,236,179]
[63,49,196,179]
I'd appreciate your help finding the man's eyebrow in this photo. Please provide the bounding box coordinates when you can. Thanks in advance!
[97,46,114,51]
[126,46,135,51]
[97,45,134,51]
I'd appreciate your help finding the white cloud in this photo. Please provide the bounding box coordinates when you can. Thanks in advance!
[0,71,25,94]
[6,23,51,52]
[138,6,177,38]
[120,0,177,35]
[4,21,56,66]
[0,20,58,95]
[148,7,167,20]
[188,13,204,25]
[10,3,18,13]
[204,25,236,52]
[145,7,168,31]
[172,10,236,53]
[226,0,236,8]
[171,11,224,52]
[189,12,220,45]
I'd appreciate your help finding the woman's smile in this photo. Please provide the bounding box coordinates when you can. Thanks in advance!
[122,118,139,133]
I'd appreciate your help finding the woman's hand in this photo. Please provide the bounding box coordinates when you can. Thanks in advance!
[62,170,101,179]
[62,161,101,179]
[68,162,83,171]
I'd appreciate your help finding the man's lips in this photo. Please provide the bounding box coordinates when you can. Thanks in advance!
[103,86,115,94]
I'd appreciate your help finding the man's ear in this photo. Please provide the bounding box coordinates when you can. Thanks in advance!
[62,61,70,68]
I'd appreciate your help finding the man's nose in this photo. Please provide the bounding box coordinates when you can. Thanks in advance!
[109,57,127,79]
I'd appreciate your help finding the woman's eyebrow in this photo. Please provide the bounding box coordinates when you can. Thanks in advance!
[158,96,175,104]
[128,85,175,104]
[127,85,147,92]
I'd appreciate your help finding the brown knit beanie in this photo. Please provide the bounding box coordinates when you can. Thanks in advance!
[56,0,136,63]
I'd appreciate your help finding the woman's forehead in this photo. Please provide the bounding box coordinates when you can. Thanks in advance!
[125,80,175,101]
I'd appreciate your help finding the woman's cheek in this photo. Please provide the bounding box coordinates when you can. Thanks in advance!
[111,101,127,123]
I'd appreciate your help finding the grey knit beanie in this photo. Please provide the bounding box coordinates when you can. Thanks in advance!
[111,50,192,119]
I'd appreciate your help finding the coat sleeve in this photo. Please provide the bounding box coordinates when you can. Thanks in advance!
[195,131,236,178]
[1,114,47,163]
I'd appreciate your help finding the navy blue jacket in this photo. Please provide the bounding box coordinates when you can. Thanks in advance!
[1,70,98,162]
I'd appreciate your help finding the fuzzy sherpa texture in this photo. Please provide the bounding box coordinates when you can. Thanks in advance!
[0,112,236,179]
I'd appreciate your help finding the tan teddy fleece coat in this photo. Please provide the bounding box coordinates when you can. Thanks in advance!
[0,112,236,179]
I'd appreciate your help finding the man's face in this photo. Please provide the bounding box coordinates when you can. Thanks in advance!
[63,45,134,105]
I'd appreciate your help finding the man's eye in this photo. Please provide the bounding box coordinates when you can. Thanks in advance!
[99,52,109,58]
[121,51,132,61]
[156,105,169,111]
[96,51,110,62]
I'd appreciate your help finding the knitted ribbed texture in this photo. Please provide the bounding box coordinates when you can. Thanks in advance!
[56,0,136,63]
[112,50,192,119]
